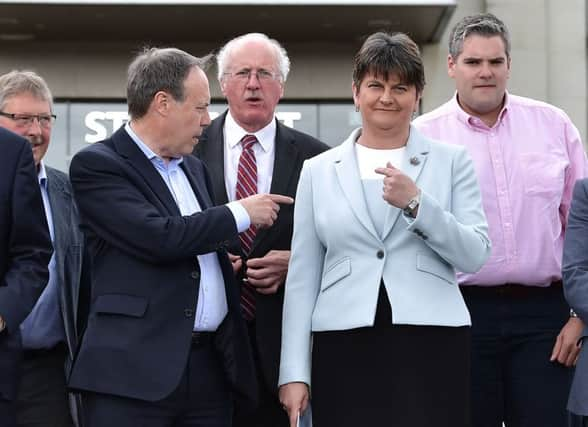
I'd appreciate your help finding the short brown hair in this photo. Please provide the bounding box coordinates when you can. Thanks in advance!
[449,13,510,60]
[352,32,425,94]
[127,47,212,120]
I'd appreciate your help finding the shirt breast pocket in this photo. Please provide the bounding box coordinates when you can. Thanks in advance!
[520,153,566,197]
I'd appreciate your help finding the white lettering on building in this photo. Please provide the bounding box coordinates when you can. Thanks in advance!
[84,111,130,143]
[84,110,301,143]
[276,112,301,128]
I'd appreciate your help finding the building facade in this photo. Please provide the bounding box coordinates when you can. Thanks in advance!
[0,0,585,171]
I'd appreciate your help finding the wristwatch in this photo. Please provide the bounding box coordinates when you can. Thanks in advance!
[403,190,421,217]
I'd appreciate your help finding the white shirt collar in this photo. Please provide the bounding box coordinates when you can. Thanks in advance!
[37,161,47,188]
[125,122,183,166]
[224,110,276,153]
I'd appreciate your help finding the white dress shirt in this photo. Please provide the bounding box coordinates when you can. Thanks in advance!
[125,123,249,331]
[223,111,276,201]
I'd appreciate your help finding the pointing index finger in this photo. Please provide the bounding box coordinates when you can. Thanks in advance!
[268,194,294,205]
[375,161,398,177]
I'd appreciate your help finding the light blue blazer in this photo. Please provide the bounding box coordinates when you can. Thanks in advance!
[279,126,491,386]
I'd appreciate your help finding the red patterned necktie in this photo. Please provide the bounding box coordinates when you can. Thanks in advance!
[235,134,258,320]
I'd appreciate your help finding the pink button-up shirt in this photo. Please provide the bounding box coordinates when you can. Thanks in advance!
[414,93,587,286]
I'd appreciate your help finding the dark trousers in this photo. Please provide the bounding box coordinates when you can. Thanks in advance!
[1,397,17,427]
[232,322,288,427]
[568,413,588,427]
[461,284,573,427]
[15,344,73,427]
[83,335,232,427]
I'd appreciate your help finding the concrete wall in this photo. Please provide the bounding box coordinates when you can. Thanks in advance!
[0,40,357,100]
[1,0,585,140]
[421,0,587,142]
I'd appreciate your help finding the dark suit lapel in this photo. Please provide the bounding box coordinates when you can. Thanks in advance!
[268,121,298,198]
[46,170,71,257]
[45,168,74,355]
[111,127,180,216]
[181,160,212,210]
[251,121,299,252]
[196,112,229,205]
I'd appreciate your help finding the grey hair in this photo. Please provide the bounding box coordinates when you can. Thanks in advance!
[0,70,53,111]
[449,13,511,60]
[216,33,290,83]
[127,47,211,119]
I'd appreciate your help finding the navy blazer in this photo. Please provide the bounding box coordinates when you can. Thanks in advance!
[45,166,86,374]
[195,111,328,392]
[563,178,588,415]
[68,127,257,403]
[0,127,52,400]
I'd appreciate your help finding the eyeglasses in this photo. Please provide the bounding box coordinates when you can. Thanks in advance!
[0,111,56,128]
[223,68,281,82]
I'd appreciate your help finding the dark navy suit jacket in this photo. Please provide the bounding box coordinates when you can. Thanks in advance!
[194,112,328,393]
[68,127,257,404]
[45,166,87,424]
[0,127,52,400]
[44,167,86,369]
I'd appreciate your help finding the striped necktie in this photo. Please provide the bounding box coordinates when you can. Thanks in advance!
[235,134,258,320]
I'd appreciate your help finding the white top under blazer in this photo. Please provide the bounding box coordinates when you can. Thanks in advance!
[279,126,491,386]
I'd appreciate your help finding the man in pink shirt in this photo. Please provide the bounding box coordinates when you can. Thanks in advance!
[414,13,587,427]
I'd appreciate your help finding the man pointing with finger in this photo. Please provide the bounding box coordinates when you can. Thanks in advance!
[195,33,328,427]
[68,47,292,427]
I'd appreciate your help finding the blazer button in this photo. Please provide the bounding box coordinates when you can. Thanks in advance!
[377,250,385,259]
[191,271,200,280]
[184,309,193,318]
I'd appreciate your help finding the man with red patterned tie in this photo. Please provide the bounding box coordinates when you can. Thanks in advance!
[194,33,328,427]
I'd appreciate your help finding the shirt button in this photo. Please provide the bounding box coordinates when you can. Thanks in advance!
[191,271,200,280]
[184,309,193,318]
[377,250,384,259]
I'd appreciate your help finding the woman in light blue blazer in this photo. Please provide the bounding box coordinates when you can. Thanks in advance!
[278,32,491,427]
